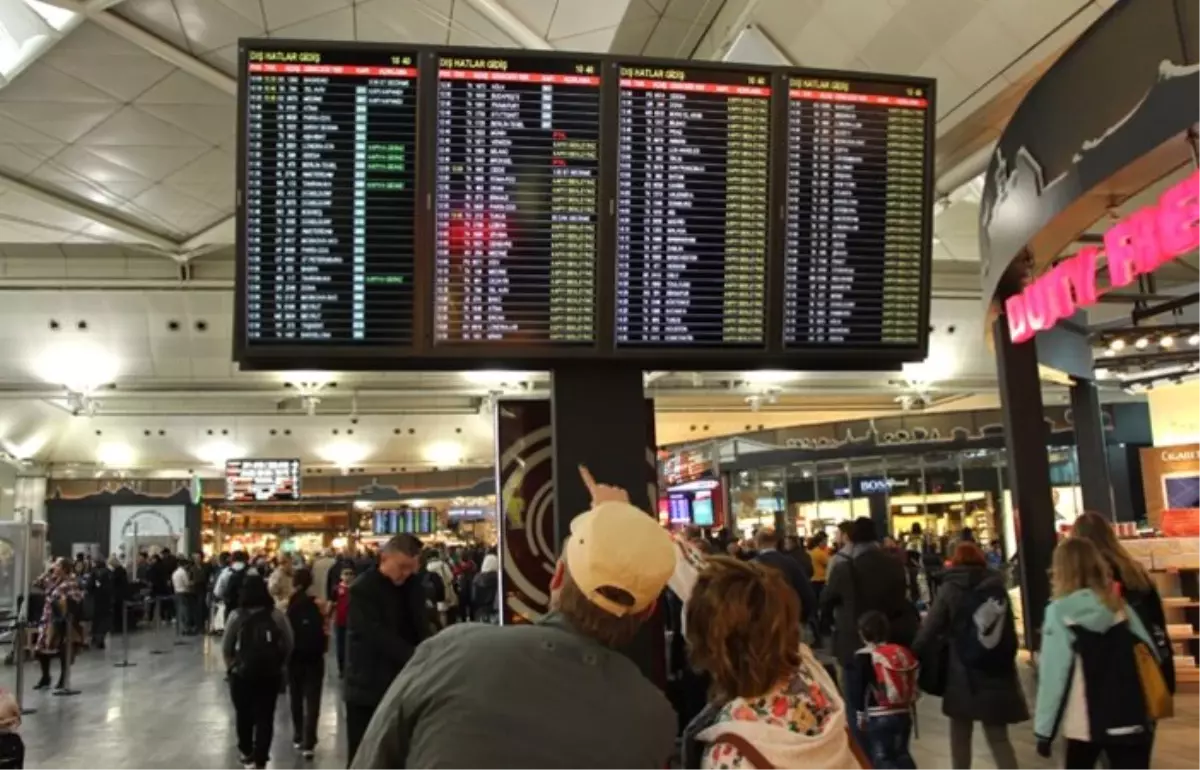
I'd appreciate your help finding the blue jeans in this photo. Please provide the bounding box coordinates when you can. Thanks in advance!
[840,663,865,749]
[865,713,916,769]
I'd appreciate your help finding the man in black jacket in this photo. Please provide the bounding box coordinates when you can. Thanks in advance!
[343,534,427,765]
[820,517,917,747]
[753,528,817,624]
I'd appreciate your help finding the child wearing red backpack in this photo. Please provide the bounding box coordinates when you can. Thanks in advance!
[852,610,919,769]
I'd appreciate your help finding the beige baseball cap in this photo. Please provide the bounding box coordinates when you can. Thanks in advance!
[564,500,675,617]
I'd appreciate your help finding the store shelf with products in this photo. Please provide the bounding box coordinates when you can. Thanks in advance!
[1124,536,1200,692]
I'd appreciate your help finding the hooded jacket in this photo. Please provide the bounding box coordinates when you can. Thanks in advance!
[1034,588,1156,743]
[686,646,861,769]
[911,565,1028,724]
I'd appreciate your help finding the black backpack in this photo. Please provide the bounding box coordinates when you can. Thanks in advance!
[952,580,1017,673]
[287,595,326,660]
[1070,620,1153,742]
[234,609,285,679]
[224,568,246,608]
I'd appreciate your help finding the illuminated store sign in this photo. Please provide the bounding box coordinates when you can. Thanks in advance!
[1006,170,1199,343]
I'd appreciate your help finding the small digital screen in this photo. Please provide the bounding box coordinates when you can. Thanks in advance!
[433,54,600,346]
[615,64,771,347]
[667,493,691,524]
[783,75,929,350]
[692,493,714,526]
[225,459,301,502]
[1164,475,1200,509]
[241,46,419,347]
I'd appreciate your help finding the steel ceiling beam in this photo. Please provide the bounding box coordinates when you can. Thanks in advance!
[462,0,553,49]
[0,170,178,251]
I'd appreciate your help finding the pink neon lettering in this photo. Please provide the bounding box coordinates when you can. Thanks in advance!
[1155,169,1200,257]
[1006,294,1030,343]
[1105,207,1157,287]
[1068,246,1100,307]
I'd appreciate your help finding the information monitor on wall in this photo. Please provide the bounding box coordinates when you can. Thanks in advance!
[615,64,771,348]
[432,54,601,346]
[241,46,419,348]
[783,76,929,349]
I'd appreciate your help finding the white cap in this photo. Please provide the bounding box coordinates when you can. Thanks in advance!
[563,501,675,617]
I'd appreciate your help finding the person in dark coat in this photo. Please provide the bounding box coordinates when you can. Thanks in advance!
[819,517,918,748]
[912,542,1026,769]
[753,528,816,624]
[343,534,429,765]
[87,558,114,648]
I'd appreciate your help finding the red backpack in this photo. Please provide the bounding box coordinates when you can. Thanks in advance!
[868,642,920,712]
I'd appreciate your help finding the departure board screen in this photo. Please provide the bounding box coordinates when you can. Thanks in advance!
[783,76,929,348]
[433,54,600,345]
[615,65,771,347]
[242,46,418,346]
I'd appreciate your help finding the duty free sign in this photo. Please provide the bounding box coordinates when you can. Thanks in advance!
[1006,169,1200,344]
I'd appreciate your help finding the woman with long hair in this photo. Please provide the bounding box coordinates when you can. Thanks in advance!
[1071,511,1173,693]
[682,556,861,769]
[1034,537,1159,769]
[912,541,1026,769]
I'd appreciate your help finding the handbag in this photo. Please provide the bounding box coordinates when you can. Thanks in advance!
[918,637,950,697]
[1134,640,1173,720]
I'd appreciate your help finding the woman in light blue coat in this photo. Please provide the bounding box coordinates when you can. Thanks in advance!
[1034,537,1158,769]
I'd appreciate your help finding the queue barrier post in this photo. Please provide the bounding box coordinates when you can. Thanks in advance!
[51,613,80,697]
[10,611,34,715]
[149,597,168,656]
[113,601,135,669]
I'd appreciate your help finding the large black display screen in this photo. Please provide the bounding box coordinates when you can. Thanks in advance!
[241,45,418,347]
[433,54,599,346]
[236,40,934,369]
[615,65,770,347]
[783,76,929,348]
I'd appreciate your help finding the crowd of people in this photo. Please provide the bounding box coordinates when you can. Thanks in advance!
[27,485,1174,770]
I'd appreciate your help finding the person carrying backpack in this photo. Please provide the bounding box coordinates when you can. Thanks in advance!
[222,574,293,770]
[1035,537,1163,769]
[820,517,919,749]
[852,611,918,769]
[286,568,325,760]
[912,541,1026,769]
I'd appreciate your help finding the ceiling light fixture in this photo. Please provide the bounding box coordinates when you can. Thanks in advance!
[32,341,120,394]
[423,441,463,467]
[97,442,134,467]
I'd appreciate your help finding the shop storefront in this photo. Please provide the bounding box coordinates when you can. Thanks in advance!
[978,0,1198,652]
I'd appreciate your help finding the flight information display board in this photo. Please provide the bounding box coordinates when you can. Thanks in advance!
[236,41,935,369]
[783,75,929,348]
[225,458,301,502]
[241,45,418,347]
[432,54,600,346]
[615,64,771,347]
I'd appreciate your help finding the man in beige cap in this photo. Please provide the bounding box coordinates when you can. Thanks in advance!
[350,467,678,769]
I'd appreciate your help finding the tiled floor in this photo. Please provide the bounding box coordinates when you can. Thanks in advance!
[10,631,1199,768]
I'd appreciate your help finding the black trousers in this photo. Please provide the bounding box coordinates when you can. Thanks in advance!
[229,675,280,768]
[1065,739,1153,769]
[288,657,324,751]
[345,702,378,767]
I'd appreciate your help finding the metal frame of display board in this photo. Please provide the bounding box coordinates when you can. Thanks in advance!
[233,39,935,372]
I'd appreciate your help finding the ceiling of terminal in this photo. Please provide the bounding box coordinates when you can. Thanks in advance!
[0,0,1159,475]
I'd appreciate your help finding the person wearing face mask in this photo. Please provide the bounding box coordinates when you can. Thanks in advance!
[342,533,428,765]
